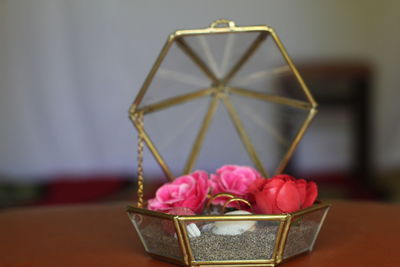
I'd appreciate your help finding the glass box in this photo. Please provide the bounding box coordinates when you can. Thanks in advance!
[127,20,330,266]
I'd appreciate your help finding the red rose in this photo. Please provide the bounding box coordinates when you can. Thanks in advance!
[250,175,318,214]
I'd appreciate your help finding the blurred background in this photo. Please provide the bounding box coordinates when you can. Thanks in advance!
[1,0,399,209]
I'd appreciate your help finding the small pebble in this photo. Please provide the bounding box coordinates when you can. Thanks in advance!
[186,223,201,238]
[211,210,256,236]
[174,223,201,239]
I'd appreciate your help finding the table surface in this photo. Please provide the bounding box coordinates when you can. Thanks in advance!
[1,200,399,267]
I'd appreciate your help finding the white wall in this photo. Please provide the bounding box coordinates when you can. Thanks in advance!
[0,0,399,180]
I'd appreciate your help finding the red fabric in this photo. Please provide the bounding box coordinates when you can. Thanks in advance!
[36,176,125,205]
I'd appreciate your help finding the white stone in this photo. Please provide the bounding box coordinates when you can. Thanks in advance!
[186,223,201,238]
[201,223,214,232]
[211,210,256,236]
[174,223,201,239]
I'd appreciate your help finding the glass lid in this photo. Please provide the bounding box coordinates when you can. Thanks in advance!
[129,20,317,181]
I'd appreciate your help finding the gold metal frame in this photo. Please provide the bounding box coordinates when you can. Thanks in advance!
[129,19,317,181]
[127,19,329,267]
[127,202,330,267]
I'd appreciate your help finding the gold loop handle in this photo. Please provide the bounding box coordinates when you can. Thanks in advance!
[206,192,253,214]
[210,19,236,28]
[206,192,236,213]
[222,198,252,213]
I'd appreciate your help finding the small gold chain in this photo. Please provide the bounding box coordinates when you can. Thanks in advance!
[135,112,144,208]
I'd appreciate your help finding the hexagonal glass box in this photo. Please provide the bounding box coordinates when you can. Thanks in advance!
[127,20,330,266]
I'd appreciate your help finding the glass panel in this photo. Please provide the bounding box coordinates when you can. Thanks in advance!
[230,94,310,176]
[143,96,211,177]
[139,41,211,109]
[182,32,261,79]
[128,212,183,261]
[136,29,315,180]
[195,100,253,173]
[283,207,328,259]
[229,33,308,102]
[185,219,280,261]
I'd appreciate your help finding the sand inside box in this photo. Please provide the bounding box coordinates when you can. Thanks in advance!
[140,220,318,261]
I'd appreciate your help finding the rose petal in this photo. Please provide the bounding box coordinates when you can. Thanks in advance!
[295,179,307,206]
[220,172,234,189]
[211,165,261,206]
[275,174,295,182]
[148,170,210,214]
[276,181,301,213]
[156,184,178,202]
[253,190,273,214]
[303,181,318,208]
[249,178,268,194]
[148,198,171,211]
[216,165,237,175]
[262,178,285,194]
[255,178,284,214]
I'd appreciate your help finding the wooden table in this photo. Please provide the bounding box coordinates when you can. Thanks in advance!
[1,201,399,266]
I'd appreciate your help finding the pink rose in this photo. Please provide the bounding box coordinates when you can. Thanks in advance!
[210,165,262,205]
[147,170,211,214]
[250,174,318,214]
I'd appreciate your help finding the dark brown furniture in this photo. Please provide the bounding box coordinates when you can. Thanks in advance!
[281,61,378,198]
[1,201,399,266]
